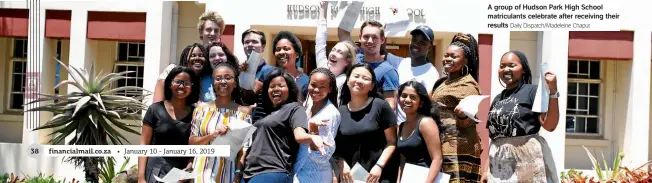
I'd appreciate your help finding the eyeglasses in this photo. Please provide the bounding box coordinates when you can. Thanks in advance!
[214,76,234,82]
[172,80,193,87]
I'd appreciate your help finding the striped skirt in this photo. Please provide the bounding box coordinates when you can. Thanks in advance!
[192,157,234,183]
[487,134,558,183]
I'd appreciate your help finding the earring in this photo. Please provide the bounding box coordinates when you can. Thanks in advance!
[463,65,470,76]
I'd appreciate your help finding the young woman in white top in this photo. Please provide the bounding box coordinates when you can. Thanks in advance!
[293,68,341,183]
[314,1,358,100]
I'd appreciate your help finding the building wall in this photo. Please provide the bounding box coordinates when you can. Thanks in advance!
[176,1,205,62]
[509,32,538,80]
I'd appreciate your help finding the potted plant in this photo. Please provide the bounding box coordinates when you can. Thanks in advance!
[25,59,150,183]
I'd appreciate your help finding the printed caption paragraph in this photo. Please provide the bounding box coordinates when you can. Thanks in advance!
[486,3,621,30]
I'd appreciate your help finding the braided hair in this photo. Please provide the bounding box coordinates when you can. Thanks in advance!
[179,43,211,76]
[309,67,339,106]
[449,33,480,82]
[501,50,533,85]
[212,62,244,105]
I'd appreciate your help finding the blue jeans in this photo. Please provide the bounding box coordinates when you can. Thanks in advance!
[246,172,291,183]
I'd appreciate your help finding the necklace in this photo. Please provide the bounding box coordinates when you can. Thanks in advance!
[501,83,523,100]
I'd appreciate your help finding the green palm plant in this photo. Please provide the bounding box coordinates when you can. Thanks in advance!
[25,59,150,183]
[582,146,624,181]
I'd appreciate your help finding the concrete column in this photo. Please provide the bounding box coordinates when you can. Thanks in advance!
[623,30,651,167]
[143,1,173,105]
[490,32,510,101]
[67,8,92,84]
[64,8,94,145]
[170,2,179,68]
[536,31,569,172]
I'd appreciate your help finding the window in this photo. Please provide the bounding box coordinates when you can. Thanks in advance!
[114,42,145,113]
[9,39,28,110]
[566,59,601,135]
[113,64,144,97]
[117,42,145,62]
[55,40,62,95]
[114,42,145,96]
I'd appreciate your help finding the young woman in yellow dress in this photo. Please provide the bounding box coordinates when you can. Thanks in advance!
[188,63,252,183]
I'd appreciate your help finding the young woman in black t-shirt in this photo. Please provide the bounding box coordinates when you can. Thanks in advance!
[138,66,200,183]
[334,63,399,183]
[485,50,560,182]
[395,81,443,183]
[243,69,330,183]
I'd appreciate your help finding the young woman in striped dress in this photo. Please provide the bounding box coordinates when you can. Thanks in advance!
[188,63,252,183]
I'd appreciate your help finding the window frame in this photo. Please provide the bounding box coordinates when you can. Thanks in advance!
[115,41,145,62]
[566,59,603,137]
[112,62,145,96]
[7,38,28,112]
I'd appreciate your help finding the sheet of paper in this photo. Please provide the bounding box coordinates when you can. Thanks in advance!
[336,1,364,32]
[457,95,490,123]
[239,51,262,90]
[532,62,550,112]
[210,119,257,160]
[401,163,451,183]
[384,8,411,38]
[153,168,196,183]
[350,163,369,183]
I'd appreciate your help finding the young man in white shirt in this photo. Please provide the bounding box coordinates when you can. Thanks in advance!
[396,25,441,124]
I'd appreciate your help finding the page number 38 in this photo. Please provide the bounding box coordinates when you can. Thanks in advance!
[27,144,43,159]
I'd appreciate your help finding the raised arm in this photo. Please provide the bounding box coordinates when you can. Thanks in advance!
[316,1,329,68]
[539,72,560,131]
[338,28,354,44]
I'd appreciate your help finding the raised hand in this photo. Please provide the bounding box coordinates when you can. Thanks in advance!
[544,71,558,93]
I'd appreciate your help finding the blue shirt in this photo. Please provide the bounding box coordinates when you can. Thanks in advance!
[357,53,400,92]
[256,60,276,83]
[355,47,404,69]
[296,72,310,100]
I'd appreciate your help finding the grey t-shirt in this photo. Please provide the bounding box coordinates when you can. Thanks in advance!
[244,102,309,179]
[487,84,542,139]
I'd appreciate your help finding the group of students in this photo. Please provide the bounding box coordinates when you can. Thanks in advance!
[137,2,561,183]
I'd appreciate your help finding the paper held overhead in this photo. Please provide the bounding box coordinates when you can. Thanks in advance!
[383,7,411,38]
[457,95,490,123]
[336,1,364,32]
[532,62,550,113]
[239,51,262,91]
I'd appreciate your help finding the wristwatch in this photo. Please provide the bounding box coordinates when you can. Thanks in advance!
[550,91,560,98]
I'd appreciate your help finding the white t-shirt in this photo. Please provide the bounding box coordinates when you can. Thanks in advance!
[396,58,440,123]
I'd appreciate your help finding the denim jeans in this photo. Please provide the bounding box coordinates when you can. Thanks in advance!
[246,172,291,183]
